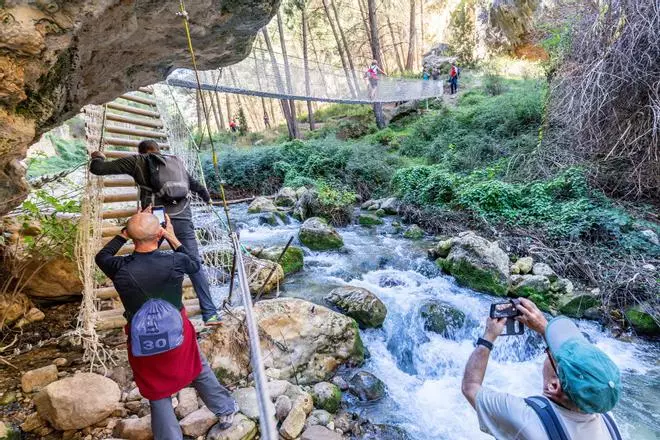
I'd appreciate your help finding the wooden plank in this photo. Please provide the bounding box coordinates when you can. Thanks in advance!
[106,102,160,118]
[104,125,167,139]
[119,94,158,107]
[138,87,154,95]
[104,137,169,149]
[101,207,138,220]
[105,112,163,129]
[105,150,137,159]
[102,177,135,187]
[101,225,124,237]
[102,192,138,203]
[94,278,193,299]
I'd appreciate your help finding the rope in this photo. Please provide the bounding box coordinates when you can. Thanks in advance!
[177,4,278,438]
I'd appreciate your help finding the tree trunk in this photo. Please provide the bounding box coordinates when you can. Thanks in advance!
[276,11,300,138]
[406,0,416,71]
[262,27,296,139]
[357,0,372,48]
[331,0,361,94]
[367,0,386,128]
[420,0,424,57]
[309,32,330,92]
[387,16,405,72]
[207,91,222,133]
[225,94,232,127]
[302,8,316,131]
[321,0,357,97]
[213,92,226,130]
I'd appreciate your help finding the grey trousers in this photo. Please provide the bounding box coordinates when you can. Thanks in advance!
[149,358,235,440]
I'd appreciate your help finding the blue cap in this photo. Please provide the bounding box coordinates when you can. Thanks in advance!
[545,317,621,413]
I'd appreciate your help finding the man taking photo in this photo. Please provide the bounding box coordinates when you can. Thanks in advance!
[462,297,622,439]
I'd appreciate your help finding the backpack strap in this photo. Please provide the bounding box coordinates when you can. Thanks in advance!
[601,413,622,440]
[524,396,570,440]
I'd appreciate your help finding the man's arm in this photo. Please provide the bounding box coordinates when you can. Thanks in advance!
[187,172,211,203]
[95,233,129,278]
[462,317,506,408]
[89,154,138,177]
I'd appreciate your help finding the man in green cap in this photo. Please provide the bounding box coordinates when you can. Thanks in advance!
[461,297,622,439]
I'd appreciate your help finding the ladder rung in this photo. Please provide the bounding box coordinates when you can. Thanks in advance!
[104,137,169,149]
[104,125,167,139]
[106,102,161,118]
[138,87,154,95]
[96,299,200,330]
[102,192,138,203]
[105,112,163,129]
[102,177,135,187]
[94,278,193,300]
[105,150,138,159]
[102,225,124,237]
[120,94,158,108]
[101,208,138,220]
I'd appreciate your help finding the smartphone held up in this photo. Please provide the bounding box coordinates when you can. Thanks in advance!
[489,299,524,336]
[152,206,166,227]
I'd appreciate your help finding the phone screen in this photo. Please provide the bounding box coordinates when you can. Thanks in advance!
[153,207,166,226]
[490,302,519,319]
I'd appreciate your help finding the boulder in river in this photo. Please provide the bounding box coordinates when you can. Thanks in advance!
[293,189,321,221]
[359,213,384,227]
[200,298,365,385]
[325,286,387,328]
[312,382,342,413]
[509,275,553,311]
[348,371,385,402]
[436,231,510,296]
[302,425,343,440]
[419,301,466,336]
[254,245,304,275]
[299,218,344,250]
[275,187,298,207]
[247,196,278,213]
[558,291,601,319]
[403,224,424,239]
[243,255,284,294]
[625,303,660,336]
[379,197,400,215]
[34,373,121,430]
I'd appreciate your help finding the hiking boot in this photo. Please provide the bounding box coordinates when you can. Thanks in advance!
[204,314,223,326]
[216,402,239,429]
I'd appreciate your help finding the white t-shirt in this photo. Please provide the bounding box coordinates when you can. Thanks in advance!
[476,387,614,440]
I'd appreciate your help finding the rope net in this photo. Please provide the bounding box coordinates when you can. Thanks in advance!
[167,47,443,104]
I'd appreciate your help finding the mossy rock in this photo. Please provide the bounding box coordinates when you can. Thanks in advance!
[375,208,387,217]
[559,293,601,318]
[350,320,366,365]
[438,258,508,296]
[325,286,387,328]
[509,275,553,311]
[311,382,342,413]
[403,224,424,239]
[348,371,385,402]
[625,304,660,336]
[299,217,344,250]
[359,214,384,227]
[419,301,465,336]
[258,246,304,275]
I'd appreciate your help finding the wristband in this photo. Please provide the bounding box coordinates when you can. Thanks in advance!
[476,337,494,351]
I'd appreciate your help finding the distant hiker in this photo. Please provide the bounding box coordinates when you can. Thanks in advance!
[89,140,222,326]
[95,211,238,439]
[462,297,622,440]
[449,63,460,95]
[365,59,387,100]
[229,118,238,133]
[422,69,431,95]
[423,70,430,80]
[263,111,271,129]
[431,67,440,81]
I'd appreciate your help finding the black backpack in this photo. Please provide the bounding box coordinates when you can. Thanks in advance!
[144,154,190,203]
[525,396,622,440]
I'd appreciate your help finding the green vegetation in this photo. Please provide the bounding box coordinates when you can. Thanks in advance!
[26,136,87,178]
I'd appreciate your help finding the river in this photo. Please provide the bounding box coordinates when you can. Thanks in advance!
[208,204,660,440]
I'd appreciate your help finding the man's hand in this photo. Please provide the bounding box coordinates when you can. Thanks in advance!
[119,226,129,240]
[163,213,175,237]
[483,317,507,343]
[515,298,548,335]
[141,204,152,214]
[91,151,106,160]
[161,213,182,250]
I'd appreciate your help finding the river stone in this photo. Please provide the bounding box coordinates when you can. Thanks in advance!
[312,382,342,413]
[325,286,387,328]
[256,246,304,275]
[267,379,292,400]
[550,278,574,296]
[558,291,601,318]
[403,224,424,239]
[0,421,19,440]
[625,303,660,336]
[207,413,257,440]
[367,204,380,211]
[428,239,452,259]
[361,199,377,210]
[113,415,152,440]
[332,375,349,391]
[375,208,387,217]
[280,405,306,439]
[348,371,385,402]
[301,425,343,440]
[247,197,278,213]
[243,255,284,294]
[419,301,465,336]
[358,422,411,439]
[34,373,121,430]
[640,229,659,246]
[179,406,217,437]
[359,213,384,226]
[175,387,198,419]
[275,187,298,207]
[275,395,292,421]
[532,263,558,281]
[509,275,554,311]
[437,231,510,296]
[201,299,364,385]
[306,409,334,428]
[293,189,321,221]
[380,198,400,215]
[511,257,533,275]
[299,218,344,250]
[21,365,58,393]
[232,387,275,421]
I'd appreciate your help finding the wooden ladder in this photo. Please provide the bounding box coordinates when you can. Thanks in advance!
[91,88,201,330]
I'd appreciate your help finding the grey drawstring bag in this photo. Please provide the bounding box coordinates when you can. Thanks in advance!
[128,273,184,357]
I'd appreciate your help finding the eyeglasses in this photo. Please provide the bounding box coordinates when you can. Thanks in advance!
[545,347,558,375]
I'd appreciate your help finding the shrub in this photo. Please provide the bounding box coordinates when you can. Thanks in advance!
[26,136,87,178]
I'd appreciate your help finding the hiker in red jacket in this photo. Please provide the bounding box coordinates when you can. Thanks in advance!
[449,63,460,95]
[365,60,388,100]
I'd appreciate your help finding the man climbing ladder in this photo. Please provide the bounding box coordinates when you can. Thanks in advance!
[89,139,223,325]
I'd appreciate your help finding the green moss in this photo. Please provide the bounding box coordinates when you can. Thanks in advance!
[312,384,342,413]
[280,246,304,274]
[350,320,366,365]
[439,258,508,296]
[375,208,387,217]
[625,306,660,335]
[299,229,344,250]
[213,366,241,387]
[403,225,424,239]
[559,295,601,318]
[359,214,384,227]
[512,286,552,312]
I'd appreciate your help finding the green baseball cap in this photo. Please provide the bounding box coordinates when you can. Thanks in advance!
[545,316,620,413]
